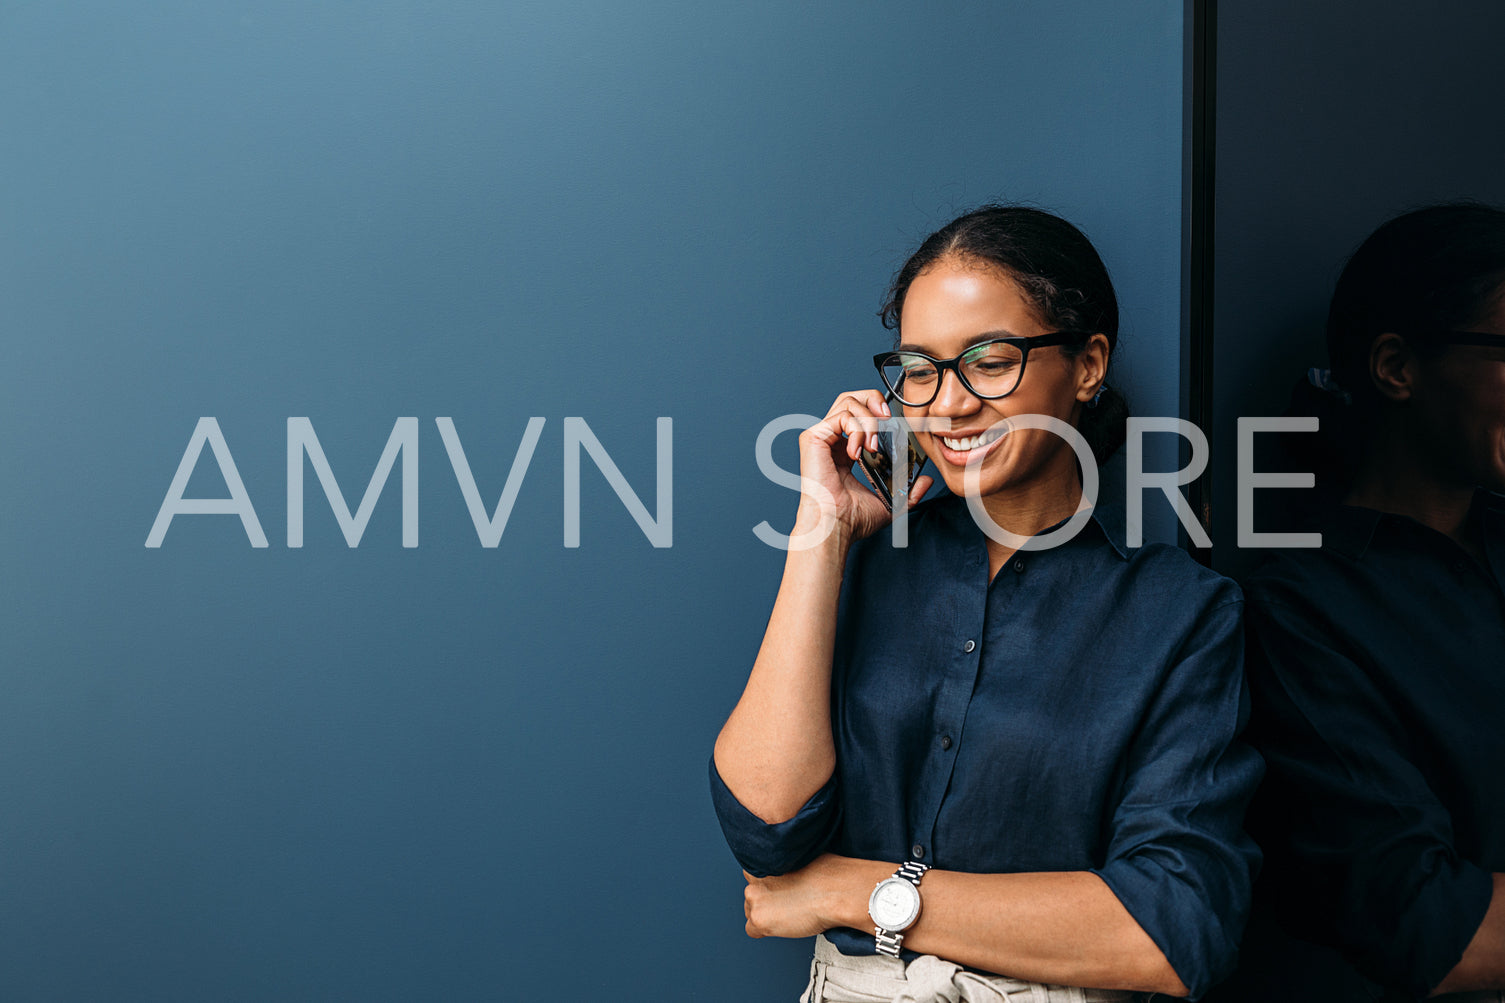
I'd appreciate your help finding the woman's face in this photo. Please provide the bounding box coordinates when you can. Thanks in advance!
[896,255,1105,501]
[1409,290,1505,492]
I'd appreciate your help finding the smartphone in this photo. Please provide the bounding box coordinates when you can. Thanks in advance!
[856,393,929,502]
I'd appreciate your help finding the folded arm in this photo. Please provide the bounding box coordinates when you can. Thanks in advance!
[1245,594,1496,997]
[745,855,1188,995]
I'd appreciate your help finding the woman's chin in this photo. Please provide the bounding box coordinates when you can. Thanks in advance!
[933,465,1009,501]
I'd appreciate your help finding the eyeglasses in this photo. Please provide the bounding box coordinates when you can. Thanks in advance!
[872,332,1093,407]
[1438,330,1505,349]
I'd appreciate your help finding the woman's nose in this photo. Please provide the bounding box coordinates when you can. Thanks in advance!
[930,368,980,412]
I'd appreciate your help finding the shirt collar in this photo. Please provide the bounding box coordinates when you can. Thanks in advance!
[1320,504,1385,560]
[1323,488,1505,560]
[1090,491,1131,560]
[931,487,1130,561]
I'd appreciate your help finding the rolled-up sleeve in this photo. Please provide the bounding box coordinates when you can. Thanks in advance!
[708,755,842,878]
[1244,594,1493,999]
[1089,596,1264,1001]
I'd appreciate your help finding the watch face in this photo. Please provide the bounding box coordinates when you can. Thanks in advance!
[868,877,921,931]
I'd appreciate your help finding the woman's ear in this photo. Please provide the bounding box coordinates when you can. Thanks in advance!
[1075,333,1111,403]
[1368,332,1416,403]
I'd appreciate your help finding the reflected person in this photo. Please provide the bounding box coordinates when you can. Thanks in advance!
[1239,202,1505,1001]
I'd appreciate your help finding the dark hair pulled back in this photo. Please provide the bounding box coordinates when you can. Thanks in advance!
[1327,200,1505,413]
[1265,201,1505,514]
[879,204,1128,463]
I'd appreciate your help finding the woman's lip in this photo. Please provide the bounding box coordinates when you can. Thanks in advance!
[930,428,1008,465]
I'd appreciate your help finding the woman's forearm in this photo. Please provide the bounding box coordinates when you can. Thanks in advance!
[1432,873,1505,995]
[713,514,851,824]
[799,857,1188,995]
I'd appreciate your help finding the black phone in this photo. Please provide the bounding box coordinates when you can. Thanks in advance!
[855,393,929,502]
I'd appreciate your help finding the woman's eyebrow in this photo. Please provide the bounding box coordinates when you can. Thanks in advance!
[896,329,1021,353]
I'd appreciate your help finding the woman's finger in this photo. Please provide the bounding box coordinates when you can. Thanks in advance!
[801,415,843,454]
[832,407,884,458]
[907,474,934,507]
[805,407,860,460]
[823,391,891,454]
[823,389,890,422]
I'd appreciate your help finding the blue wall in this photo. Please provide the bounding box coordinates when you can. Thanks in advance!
[0,2,1186,998]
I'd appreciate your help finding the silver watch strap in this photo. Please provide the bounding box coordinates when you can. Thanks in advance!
[873,860,930,957]
[895,860,929,885]
[874,926,906,957]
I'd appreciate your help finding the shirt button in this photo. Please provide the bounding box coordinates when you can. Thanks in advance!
[1012,559,1025,573]
[963,639,976,653]
[910,843,925,860]
[940,734,953,750]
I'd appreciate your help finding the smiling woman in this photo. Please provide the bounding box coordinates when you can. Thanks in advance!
[709,205,1263,1002]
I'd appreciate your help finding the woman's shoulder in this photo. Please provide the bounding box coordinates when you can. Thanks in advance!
[1240,546,1342,609]
[1117,537,1244,612]
[1236,501,1394,611]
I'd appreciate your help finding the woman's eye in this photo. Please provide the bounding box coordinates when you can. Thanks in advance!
[972,359,1018,373]
[904,366,938,382]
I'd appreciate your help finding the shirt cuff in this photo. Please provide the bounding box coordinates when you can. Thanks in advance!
[708,755,841,877]
[1348,849,1494,998]
[1090,814,1253,1001]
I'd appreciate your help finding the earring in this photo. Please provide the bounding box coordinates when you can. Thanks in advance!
[1087,383,1107,408]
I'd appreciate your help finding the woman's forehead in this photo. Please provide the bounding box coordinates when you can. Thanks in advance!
[899,260,1044,352]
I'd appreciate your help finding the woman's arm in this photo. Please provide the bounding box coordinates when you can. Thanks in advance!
[712,523,850,823]
[745,856,1188,995]
[1433,874,1505,995]
[713,389,931,825]
[1245,592,1495,997]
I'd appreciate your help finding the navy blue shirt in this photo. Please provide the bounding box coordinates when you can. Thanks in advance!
[711,489,1263,1000]
[1240,491,1505,1000]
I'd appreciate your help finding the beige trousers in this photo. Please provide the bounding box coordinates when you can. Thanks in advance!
[800,933,1153,1003]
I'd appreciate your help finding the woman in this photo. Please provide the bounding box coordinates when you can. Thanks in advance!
[1235,202,1505,1001]
[710,205,1261,1002]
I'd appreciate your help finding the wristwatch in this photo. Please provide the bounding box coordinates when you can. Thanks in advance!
[867,860,929,956]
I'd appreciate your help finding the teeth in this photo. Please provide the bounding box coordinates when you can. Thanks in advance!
[941,427,1006,451]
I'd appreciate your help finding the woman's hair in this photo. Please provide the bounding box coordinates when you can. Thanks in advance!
[1327,200,1505,410]
[879,204,1128,463]
[1273,201,1505,512]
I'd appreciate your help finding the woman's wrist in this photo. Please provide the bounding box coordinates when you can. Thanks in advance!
[813,855,894,931]
[790,503,855,557]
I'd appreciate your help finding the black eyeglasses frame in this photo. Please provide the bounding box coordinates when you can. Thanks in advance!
[871,331,1096,406]
[1436,330,1505,349]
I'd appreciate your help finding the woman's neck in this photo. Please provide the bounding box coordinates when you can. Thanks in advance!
[1344,426,1479,555]
[978,468,1084,580]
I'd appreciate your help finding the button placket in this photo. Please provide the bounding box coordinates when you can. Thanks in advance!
[914,542,990,879]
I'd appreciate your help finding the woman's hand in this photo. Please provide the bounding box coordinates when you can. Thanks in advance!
[794,390,934,547]
[743,854,880,939]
